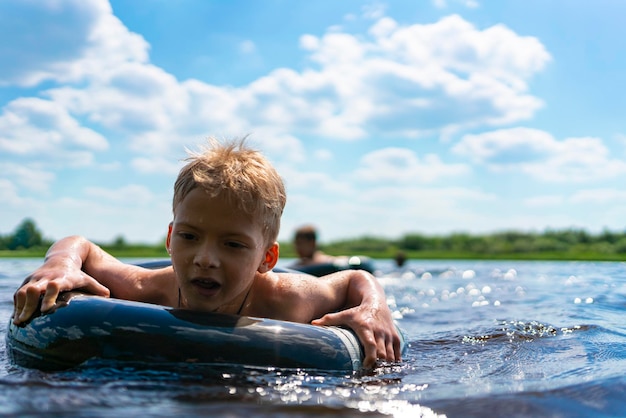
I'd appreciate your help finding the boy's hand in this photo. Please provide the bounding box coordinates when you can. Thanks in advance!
[12,263,110,325]
[312,302,401,369]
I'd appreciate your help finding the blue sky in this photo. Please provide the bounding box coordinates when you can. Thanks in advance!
[1,0,625,245]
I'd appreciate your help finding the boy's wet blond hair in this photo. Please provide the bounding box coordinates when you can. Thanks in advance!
[173,137,286,246]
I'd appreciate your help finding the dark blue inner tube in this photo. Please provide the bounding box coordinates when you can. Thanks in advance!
[288,256,377,277]
[6,292,406,372]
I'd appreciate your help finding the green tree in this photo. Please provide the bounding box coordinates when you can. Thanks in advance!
[398,233,429,251]
[112,235,127,248]
[0,234,8,250]
[9,218,44,250]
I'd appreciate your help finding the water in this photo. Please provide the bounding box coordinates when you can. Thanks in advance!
[1,258,626,417]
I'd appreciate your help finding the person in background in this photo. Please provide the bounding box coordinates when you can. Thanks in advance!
[289,224,336,268]
[384,250,419,279]
[394,251,407,268]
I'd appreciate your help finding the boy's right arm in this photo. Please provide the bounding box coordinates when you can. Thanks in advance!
[12,235,176,324]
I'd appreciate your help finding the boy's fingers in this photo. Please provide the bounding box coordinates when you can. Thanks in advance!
[13,273,109,325]
[312,311,402,366]
[312,312,376,368]
[386,336,399,363]
[380,330,401,363]
[12,293,24,324]
[310,311,337,326]
[382,338,393,362]
[40,284,61,312]
[375,333,391,363]
[14,285,43,324]
[312,312,400,365]
[393,334,402,362]
[81,278,110,298]
[362,342,377,369]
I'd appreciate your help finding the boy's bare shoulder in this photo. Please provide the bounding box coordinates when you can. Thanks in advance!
[254,270,303,297]
[250,271,319,321]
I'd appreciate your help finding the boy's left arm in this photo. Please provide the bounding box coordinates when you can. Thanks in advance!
[309,270,402,369]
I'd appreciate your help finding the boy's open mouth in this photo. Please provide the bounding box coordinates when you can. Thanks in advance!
[191,278,222,295]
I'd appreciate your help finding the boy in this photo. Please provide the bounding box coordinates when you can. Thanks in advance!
[13,138,401,368]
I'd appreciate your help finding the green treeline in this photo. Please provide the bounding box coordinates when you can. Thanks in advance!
[311,228,626,261]
[0,219,168,258]
[2,218,626,261]
[0,219,53,254]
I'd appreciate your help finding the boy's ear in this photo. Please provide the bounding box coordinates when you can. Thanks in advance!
[166,223,173,254]
[258,242,279,273]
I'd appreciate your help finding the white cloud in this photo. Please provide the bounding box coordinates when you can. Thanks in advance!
[0,97,108,156]
[453,127,626,182]
[314,149,334,161]
[239,40,257,54]
[354,147,470,184]
[84,184,155,203]
[299,34,319,51]
[298,14,549,138]
[432,0,480,9]
[39,193,172,243]
[523,195,565,208]
[0,178,21,206]
[47,62,186,133]
[570,188,626,204]
[360,184,495,206]
[614,133,626,156]
[243,130,307,165]
[453,127,553,163]
[0,6,551,160]
[131,156,182,175]
[281,166,353,195]
[361,3,387,20]
[0,0,148,87]
[0,163,56,193]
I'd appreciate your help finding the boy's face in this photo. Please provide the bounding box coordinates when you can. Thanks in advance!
[166,187,278,313]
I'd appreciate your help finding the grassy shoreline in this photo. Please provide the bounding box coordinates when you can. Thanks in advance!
[2,248,625,262]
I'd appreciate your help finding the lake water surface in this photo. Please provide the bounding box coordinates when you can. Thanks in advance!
[1,258,626,417]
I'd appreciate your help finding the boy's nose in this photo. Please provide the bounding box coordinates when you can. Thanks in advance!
[193,243,220,269]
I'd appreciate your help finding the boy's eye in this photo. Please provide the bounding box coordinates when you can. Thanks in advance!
[177,232,196,240]
[226,241,246,249]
